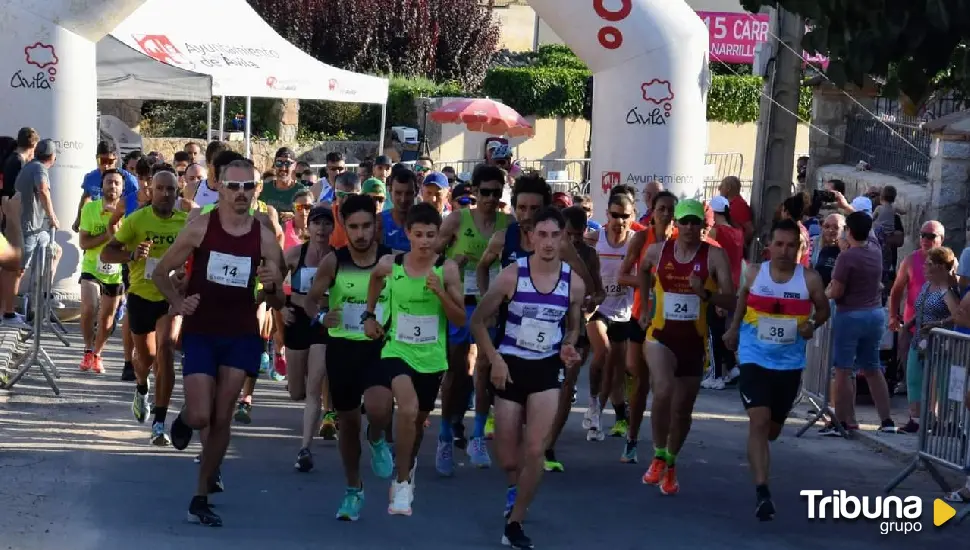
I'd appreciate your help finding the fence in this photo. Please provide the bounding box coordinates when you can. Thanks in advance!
[885,328,970,523]
[842,113,931,182]
[794,302,845,437]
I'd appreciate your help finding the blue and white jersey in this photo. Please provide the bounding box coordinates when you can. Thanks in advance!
[381,210,410,253]
[497,257,571,360]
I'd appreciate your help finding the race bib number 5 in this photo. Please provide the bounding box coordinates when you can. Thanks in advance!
[395,313,438,345]
[205,251,252,288]
[663,293,699,321]
[757,317,797,345]
[516,318,558,353]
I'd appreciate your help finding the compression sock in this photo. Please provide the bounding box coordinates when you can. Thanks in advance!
[136,383,148,396]
[756,484,771,500]
[614,402,628,422]
[654,447,669,462]
[152,406,168,424]
[439,418,453,442]
[472,412,488,439]
[665,451,677,466]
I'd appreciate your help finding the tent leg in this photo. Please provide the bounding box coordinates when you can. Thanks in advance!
[244,96,252,159]
[219,96,226,141]
[378,103,387,157]
[206,100,213,142]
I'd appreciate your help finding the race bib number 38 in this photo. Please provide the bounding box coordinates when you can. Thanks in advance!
[757,316,798,345]
[663,293,700,321]
[516,318,558,353]
[395,313,438,345]
[205,251,252,288]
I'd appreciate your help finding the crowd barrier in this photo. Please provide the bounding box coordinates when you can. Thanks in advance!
[885,328,970,523]
[2,228,67,395]
[794,301,847,437]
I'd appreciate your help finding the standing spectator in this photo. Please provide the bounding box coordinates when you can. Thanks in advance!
[825,211,897,435]
[73,141,139,232]
[374,155,393,183]
[811,213,845,287]
[958,218,970,292]
[719,175,754,244]
[638,180,663,225]
[1,128,37,326]
[14,139,62,288]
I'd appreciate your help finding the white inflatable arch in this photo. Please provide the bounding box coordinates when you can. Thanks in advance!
[529,0,710,221]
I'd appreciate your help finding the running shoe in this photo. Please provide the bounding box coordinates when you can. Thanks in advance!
[193,453,201,464]
[388,481,413,516]
[132,388,149,424]
[369,438,394,479]
[899,418,920,434]
[295,447,314,473]
[586,428,605,441]
[269,369,286,382]
[79,351,94,372]
[503,485,517,519]
[502,521,534,549]
[170,411,193,451]
[319,411,338,440]
[92,355,105,374]
[582,398,595,430]
[879,419,899,433]
[407,458,417,490]
[755,496,776,521]
[660,465,680,495]
[336,486,364,521]
[468,436,491,468]
[234,402,252,425]
[187,495,221,527]
[621,440,638,464]
[543,450,564,472]
[435,439,455,477]
[151,422,171,446]
[641,457,666,485]
[484,412,495,440]
[609,419,629,438]
[259,352,270,374]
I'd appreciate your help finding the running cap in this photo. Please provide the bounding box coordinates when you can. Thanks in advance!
[374,155,392,167]
[709,195,730,213]
[308,204,335,223]
[362,177,386,196]
[423,171,449,188]
[674,198,705,221]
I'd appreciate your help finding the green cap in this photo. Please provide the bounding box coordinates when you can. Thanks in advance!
[674,198,704,221]
[362,177,386,196]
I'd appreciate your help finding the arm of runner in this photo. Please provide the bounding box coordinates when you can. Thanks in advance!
[638,243,659,327]
[433,211,461,255]
[101,215,146,264]
[700,246,737,310]
[618,231,645,288]
[585,248,604,307]
[803,268,831,336]
[723,262,758,351]
[363,254,395,340]
[888,255,910,329]
[153,215,206,313]
[263,205,285,247]
[583,228,599,248]
[476,230,505,295]
[564,270,587,348]
[470,264,516,364]
[306,251,337,317]
[257,224,286,310]
[186,206,203,225]
[78,204,114,250]
[561,239,598,299]
[183,180,201,203]
[72,190,91,233]
[436,259,467,326]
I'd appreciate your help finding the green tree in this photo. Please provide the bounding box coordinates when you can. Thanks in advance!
[741,0,970,109]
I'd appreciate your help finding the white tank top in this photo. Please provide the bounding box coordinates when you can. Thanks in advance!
[194,179,219,207]
[595,230,634,321]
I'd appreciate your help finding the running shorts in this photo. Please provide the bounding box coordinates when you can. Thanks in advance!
[492,353,562,406]
[182,333,263,378]
[326,337,384,412]
[377,357,444,413]
[738,363,802,425]
[589,312,634,343]
[127,293,170,335]
[448,304,497,346]
[79,272,124,298]
[283,305,328,351]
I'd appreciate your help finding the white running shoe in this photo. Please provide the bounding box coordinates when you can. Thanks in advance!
[582,396,597,429]
[388,481,413,516]
[586,428,606,442]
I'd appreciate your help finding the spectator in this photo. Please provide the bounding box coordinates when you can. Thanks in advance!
[14,139,62,286]
[872,186,905,302]
[849,195,873,216]
[123,150,143,174]
[572,194,601,232]
[358,159,374,181]
[959,218,970,292]
[2,128,36,201]
[718,175,754,245]
[825,211,896,435]
[183,141,202,164]
[638,180,663,225]
[900,246,961,433]
[810,213,845,287]
[74,141,139,231]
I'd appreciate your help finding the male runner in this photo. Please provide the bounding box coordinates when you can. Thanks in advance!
[155,158,286,527]
[471,206,584,549]
[724,218,829,520]
[638,199,735,495]
[433,164,510,472]
[380,168,416,253]
[362,202,465,516]
[185,141,229,206]
[307,195,395,520]
[78,169,125,373]
[101,171,187,446]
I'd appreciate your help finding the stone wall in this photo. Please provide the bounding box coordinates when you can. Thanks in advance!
[140,138,380,173]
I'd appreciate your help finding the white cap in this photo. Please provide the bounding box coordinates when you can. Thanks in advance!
[709,195,730,213]
[850,196,873,215]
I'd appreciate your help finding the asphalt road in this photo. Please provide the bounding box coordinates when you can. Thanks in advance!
[0,326,965,549]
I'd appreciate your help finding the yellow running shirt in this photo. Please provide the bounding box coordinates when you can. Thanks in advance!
[114,206,188,302]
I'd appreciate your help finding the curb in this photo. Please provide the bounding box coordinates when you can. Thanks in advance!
[0,325,26,388]
[852,429,917,464]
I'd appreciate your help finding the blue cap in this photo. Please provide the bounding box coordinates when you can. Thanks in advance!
[423,171,449,188]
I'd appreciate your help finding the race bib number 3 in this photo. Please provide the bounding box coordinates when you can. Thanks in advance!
[205,251,252,288]
[663,293,700,321]
[516,317,558,353]
[395,313,438,345]
[342,303,384,333]
[757,317,798,345]
[143,257,159,280]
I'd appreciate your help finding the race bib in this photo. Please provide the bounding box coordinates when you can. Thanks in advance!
[97,258,120,276]
[296,267,316,294]
[463,267,499,296]
[143,257,159,280]
[516,317,558,354]
[603,277,623,297]
[395,313,438,345]
[205,251,251,288]
[757,316,798,345]
[342,303,384,334]
[663,293,699,321]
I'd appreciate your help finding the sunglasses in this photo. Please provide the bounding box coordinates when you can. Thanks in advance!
[457,196,476,206]
[478,187,502,198]
[328,165,346,173]
[294,204,312,212]
[223,180,257,191]
[336,190,357,199]
[177,170,185,177]
[920,232,940,240]
[494,159,511,166]
[274,160,294,168]
[99,157,117,166]
[610,212,631,220]
[414,165,431,173]
[678,216,703,226]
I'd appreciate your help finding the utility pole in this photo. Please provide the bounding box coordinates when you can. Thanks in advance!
[749,7,804,236]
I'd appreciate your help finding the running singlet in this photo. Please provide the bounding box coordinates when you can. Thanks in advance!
[646,241,716,346]
[113,206,188,302]
[283,219,302,249]
[289,242,317,296]
[182,209,262,336]
[381,210,410,253]
[193,180,219,207]
[737,262,813,370]
[380,254,448,373]
[448,209,509,297]
[329,245,392,341]
[501,222,532,268]
[200,200,268,216]
[631,225,678,321]
[595,230,634,322]
[330,203,349,249]
[79,199,123,285]
[497,257,571,360]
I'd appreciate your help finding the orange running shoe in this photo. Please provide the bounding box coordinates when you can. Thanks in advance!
[660,465,680,495]
[641,457,666,485]
[79,351,94,371]
[92,355,105,374]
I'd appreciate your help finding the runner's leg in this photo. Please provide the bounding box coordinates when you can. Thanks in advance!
[92,292,121,359]
[584,318,609,438]
[302,344,327,449]
[642,341,675,484]
[508,389,558,525]
[79,279,99,356]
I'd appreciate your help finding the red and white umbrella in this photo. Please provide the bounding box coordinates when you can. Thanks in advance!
[429,98,535,138]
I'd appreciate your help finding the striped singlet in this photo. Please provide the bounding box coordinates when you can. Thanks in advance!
[497,257,572,360]
[737,262,813,371]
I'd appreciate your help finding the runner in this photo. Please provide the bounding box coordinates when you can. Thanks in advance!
[77,169,125,374]
[638,198,736,495]
[155,158,286,527]
[101,171,187,446]
[616,191,677,463]
[723,218,829,520]
[583,192,637,441]
[433,164,510,473]
[185,141,229,207]
[381,168,416,254]
[470,206,584,549]
[282,204,333,472]
[362,202,465,516]
[307,194,395,520]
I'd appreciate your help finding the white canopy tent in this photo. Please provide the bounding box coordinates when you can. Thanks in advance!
[97,35,212,101]
[109,0,390,156]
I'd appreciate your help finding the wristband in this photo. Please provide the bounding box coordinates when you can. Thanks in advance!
[360,310,378,324]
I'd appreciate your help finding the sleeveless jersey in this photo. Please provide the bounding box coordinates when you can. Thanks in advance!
[283,219,302,249]
[182,209,262,336]
[193,180,219,207]
[737,263,813,370]
[328,245,392,341]
[501,222,532,268]
[595,230,635,322]
[497,257,571,360]
[381,210,411,253]
[646,241,716,343]
[448,209,509,297]
[631,225,678,320]
[112,206,188,302]
[290,242,318,296]
[380,253,448,373]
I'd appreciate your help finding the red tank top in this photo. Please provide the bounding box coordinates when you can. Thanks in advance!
[182,209,262,336]
[631,225,679,319]
[647,241,714,343]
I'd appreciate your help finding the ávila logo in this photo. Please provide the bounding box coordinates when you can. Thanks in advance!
[11,42,59,90]
[627,79,674,126]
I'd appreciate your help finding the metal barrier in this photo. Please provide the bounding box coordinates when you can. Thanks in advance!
[3,228,66,395]
[885,328,970,522]
[795,303,846,437]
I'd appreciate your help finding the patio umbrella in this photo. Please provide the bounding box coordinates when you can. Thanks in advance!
[429,98,535,138]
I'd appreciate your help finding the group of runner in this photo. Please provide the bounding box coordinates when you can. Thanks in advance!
[57,137,837,548]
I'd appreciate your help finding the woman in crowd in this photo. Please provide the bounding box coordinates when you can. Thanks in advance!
[810,213,845,287]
